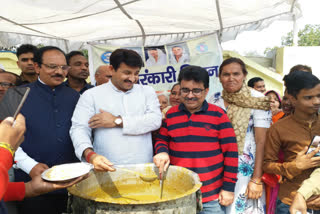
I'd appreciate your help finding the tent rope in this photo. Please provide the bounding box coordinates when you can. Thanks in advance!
[20,0,141,25]
[0,16,61,39]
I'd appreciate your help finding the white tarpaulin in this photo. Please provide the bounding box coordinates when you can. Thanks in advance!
[0,0,300,49]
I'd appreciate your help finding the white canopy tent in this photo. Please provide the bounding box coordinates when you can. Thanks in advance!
[0,0,300,51]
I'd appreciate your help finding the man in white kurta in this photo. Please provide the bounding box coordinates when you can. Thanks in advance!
[70,49,162,171]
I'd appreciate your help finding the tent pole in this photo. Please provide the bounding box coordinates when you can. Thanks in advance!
[292,14,298,46]
[215,0,223,44]
[291,0,298,46]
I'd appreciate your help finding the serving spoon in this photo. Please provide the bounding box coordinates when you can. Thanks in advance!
[116,167,158,182]
[89,163,158,182]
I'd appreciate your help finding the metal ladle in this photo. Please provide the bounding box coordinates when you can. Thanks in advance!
[115,167,158,182]
[89,164,158,182]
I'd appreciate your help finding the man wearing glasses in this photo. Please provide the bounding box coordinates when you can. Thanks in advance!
[0,72,19,101]
[153,66,238,214]
[14,46,80,214]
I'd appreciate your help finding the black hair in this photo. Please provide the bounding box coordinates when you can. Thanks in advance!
[248,77,264,88]
[33,46,66,65]
[110,49,143,71]
[171,83,180,91]
[16,44,38,58]
[178,65,209,89]
[66,51,85,65]
[284,70,320,98]
[265,90,282,109]
[289,64,312,74]
[219,57,248,76]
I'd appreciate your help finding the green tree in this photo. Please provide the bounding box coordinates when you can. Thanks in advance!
[281,31,293,46]
[297,24,320,46]
[264,24,320,55]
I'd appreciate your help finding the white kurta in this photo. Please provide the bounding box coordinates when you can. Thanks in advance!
[70,81,162,165]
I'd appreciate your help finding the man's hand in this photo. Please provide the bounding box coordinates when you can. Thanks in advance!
[0,114,26,150]
[290,192,307,214]
[218,190,234,206]
[153,152,170,178]
[25,173,89,198]
[88,109,117,129]
[245,179,263,199]
[29,163,49,178]
[296,146,320,170]
[91,154,115,172]
[306,195,320,209]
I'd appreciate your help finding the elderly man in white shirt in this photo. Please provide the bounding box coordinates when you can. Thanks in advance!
[70,49,162,171]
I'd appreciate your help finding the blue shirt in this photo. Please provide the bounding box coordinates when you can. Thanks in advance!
[14,80,80,182]
[0,200,7,214]
[63,80,94,94]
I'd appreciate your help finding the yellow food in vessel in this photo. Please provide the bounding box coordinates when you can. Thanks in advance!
[68,164,202,205]
[86,179,183,204]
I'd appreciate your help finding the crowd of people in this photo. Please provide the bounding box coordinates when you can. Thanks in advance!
[0,44,319,214]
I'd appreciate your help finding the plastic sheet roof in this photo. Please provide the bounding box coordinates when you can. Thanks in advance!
[0,0,300,49]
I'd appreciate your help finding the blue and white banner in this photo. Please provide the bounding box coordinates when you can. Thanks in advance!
[88,34,223,97]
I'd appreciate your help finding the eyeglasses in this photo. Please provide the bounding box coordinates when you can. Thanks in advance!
[180,88,204,96]
[42,63,70,72]
[0,82,15,89]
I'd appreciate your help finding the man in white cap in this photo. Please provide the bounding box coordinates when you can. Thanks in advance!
[0,72,19,101]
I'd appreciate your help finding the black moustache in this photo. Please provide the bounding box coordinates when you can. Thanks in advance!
[184,97,198,101]
[124,80,133,83]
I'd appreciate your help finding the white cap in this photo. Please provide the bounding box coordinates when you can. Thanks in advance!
[0,64,4,71]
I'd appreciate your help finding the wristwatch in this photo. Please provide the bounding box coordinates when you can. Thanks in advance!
[114,116,122,126]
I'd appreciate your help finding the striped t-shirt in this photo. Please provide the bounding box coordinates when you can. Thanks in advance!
[155,101,238,203]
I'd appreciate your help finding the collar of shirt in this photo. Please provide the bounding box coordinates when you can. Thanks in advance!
[178,100,209,114]
[63,80,93,94]
[19,73,32,84]
[109,80,134,94]
[36,77,64,92]
[38,76,46,85]
[79,82,93,94]
[291,113,320,127]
